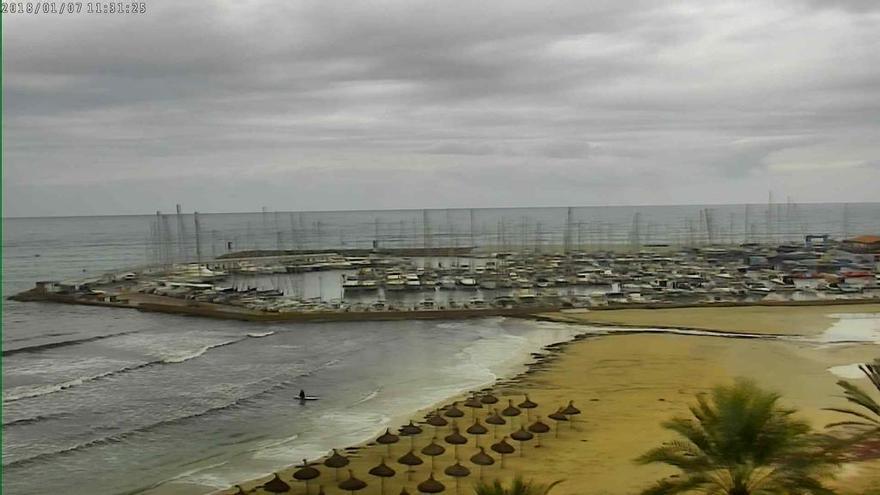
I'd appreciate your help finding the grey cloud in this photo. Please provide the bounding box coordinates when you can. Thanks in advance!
[3,0,880,216]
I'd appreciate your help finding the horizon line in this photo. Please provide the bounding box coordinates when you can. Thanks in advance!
[3,200,879,220]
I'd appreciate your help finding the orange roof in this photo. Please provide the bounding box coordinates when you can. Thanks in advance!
[848,235,880,244]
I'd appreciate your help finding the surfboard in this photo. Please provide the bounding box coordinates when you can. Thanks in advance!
[298,396,320,401]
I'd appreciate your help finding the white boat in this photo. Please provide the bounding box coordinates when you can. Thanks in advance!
[440,277,457,290]
[405,274,422,290]
[385,274,406,291]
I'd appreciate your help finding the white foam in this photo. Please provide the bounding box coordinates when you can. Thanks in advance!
[247,331,276,338]
[350,387,382,407]
[161,339,241,364]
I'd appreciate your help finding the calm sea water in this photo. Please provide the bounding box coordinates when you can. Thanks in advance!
[3,204,879,495]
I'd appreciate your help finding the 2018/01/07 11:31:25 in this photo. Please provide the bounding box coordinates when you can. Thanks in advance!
[1,1,146,14]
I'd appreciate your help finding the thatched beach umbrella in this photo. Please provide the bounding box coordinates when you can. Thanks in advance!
[500,400,521,420]
[489,437,515,468]
[339,470,368,495]
[263,473,291,493]
[485,409,506,439]
[426,411,449,434]
[377,428,400,455]
[443,461,471,495]
[443,427,468,456]
[517,395,538,421]
[294,459,321,495]
[463,396,483,419]
[368,458,396,495]
[416,473,445,495]
[468,447,495,480]
[465,419,488,446]
[562,400,581,429]
[400,421,423,449]
[397,450,424,480]
[527,417,551,447]
[479,393,498,405]
[420,437,446,470]
[443,403,465,419]
[548,407,568,438]
[324,449,350,481]
[510,427,534,456]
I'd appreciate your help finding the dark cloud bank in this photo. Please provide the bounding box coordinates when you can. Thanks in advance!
[3,0,879,216]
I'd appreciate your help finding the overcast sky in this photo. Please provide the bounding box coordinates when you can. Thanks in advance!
[3,0,879,217]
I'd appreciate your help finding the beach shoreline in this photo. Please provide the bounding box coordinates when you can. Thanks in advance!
[214,304,880,495]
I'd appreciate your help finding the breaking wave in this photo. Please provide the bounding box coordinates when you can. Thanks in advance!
[3,358,344,469]
[3,339,244,403]
[2,329,145,357]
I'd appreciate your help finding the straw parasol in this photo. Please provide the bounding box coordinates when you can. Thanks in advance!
[562,400,581,429]
[500,400,521,421]
[465,419,488,446]
[377,428,400,455]
[443,403,465,419]
[324,449,350,481]
[484,409,506,439]
[339,470,368,495]
[263,473,291,493]
[399,420,423,449]
[397,450,424,480]
[462,396,483,419]
[426,411,449,434]
[548,407,569,437]
[368,458,396,495]
[420,437,446,470]
[468,447,495,480]
[527,417,551,447]
[510,427,534,456]
[443,461,471,495]
[489,436,515,468]
[417,473,445,495]
[479,393,498,405]
[443,426,468,457]
[517,395,538,421]
[293,459,321,495]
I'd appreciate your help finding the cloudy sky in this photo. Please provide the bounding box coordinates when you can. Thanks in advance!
[3,0,879,217]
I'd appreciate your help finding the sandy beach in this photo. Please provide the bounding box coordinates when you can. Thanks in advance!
[222,304,880,495]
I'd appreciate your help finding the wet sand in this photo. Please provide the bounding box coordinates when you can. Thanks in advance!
[222,305,879,495]
[536,304,880,336]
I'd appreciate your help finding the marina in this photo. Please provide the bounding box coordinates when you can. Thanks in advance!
[11,230,880,321]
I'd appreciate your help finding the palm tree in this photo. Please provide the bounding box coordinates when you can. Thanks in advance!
[637,379,837,495]
[826,358,880,461]
[473,477,562,495]
[826,359,880,432]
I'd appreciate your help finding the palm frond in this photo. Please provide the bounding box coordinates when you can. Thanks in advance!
[638,475,710,495]
[638,379,838,495]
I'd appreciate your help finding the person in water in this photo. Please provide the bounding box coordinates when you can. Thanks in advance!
[299,390,306,400]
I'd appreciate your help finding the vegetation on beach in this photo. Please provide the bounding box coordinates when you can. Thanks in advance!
[825,358,880,460]
[636,379,838,495]
[827,359,880,431]
[473,477,563,495]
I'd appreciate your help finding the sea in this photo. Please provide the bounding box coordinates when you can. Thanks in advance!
[3,203,880,495]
